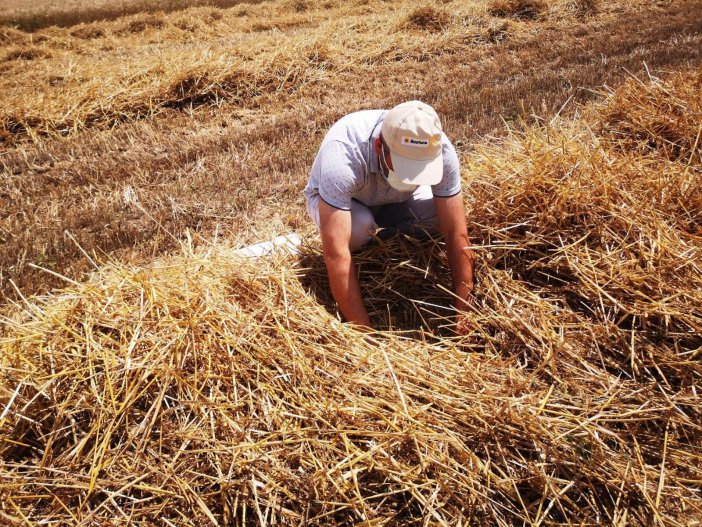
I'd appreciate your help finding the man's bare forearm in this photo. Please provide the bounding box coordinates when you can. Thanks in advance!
[324,251,372,328]
[445,231,475,311]
[434,193,475,312]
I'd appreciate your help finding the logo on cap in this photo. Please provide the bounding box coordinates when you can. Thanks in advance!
[402,136,429,147]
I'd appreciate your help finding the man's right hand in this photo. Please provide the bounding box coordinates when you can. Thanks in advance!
[319,199,372,328]
[455,314,476,337]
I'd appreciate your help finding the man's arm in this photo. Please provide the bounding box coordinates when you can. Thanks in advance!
[319,199,372,328]
[434,192,475,311]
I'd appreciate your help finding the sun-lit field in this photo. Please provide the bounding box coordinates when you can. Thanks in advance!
[1,0,701,525]
[0,0,256,30]
[1,0,701,302]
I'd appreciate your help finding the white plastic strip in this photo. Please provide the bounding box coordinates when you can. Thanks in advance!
[234,233,302,258]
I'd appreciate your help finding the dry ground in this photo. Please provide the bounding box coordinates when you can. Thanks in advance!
[1,0,702,304]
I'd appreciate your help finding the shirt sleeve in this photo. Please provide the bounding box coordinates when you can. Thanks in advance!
[431,135,462,198]
[315,140,363,210]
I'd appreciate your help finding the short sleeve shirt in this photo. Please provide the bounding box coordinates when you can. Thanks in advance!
[303,109,461,210]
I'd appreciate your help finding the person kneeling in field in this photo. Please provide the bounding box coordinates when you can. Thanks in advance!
[303,100,475,329]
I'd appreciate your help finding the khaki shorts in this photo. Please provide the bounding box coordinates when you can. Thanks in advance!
[306,185,440,252]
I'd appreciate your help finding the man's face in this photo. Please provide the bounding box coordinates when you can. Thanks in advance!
[375,135,394,177]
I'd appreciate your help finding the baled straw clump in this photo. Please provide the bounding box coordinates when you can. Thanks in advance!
[284,0,310,13]
[2,71,702,525]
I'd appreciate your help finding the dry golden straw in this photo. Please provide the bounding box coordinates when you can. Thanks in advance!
[2,68,701,525]
[1,0,650,145]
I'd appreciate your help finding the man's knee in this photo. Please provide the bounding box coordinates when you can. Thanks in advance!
[410,202,439,232]
[349,200,376,252]
[308,195,376,252]
[400,193,439,236]
[407,188,438,225]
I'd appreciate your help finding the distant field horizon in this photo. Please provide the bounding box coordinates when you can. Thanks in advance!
[0,0,256,30]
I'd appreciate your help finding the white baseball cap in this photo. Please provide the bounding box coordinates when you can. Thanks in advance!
[381,100,443,186]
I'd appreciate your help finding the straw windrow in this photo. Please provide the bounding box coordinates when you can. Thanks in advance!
[2,69,701,525]
[3,0,694,145]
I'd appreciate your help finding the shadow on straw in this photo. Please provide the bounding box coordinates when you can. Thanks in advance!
[296,233,457,336]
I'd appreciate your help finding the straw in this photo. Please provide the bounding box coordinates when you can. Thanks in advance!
[2,68,701,525]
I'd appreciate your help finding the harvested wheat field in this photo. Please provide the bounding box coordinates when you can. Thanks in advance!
[2,67,702,525]
[2,0,702,301]
[1,0,702,525]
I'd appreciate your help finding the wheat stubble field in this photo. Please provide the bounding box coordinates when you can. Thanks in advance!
[1,0,702,525]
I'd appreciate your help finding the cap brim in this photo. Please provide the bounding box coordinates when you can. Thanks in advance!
[390,151,443,186]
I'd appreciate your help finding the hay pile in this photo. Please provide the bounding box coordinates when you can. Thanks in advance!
[597,68,702,164]
[1,70,701,525]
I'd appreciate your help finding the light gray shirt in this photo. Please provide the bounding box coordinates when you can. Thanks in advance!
[303,109,461,211]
